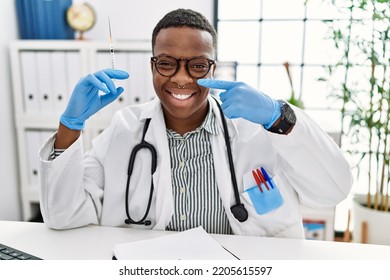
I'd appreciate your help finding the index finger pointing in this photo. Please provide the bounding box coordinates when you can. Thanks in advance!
[197,79,238,90]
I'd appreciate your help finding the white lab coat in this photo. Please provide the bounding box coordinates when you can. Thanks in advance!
[39,96,353,238]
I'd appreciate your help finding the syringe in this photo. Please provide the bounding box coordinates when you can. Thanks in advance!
[108,17,115,69]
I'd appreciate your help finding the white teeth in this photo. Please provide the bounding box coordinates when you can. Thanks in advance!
[171,93,192,100]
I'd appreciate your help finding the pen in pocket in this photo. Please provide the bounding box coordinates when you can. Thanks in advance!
[252,170,263,192]
[252,169,271,191]
[260,167,275,189]
[245,166,284,215]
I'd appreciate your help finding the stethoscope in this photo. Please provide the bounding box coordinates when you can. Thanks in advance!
[124,96,248,226]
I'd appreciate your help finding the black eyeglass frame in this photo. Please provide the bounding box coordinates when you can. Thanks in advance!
[151,55,216,79]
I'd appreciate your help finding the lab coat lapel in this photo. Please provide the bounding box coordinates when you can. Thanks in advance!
[141,100,174,230]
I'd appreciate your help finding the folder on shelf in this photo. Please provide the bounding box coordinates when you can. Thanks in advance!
[128,52,147,105]
[65,51,81,97]
[35,51,53,114]
[144,52,156,102]
[50,51,68,116]
[95,51,111,70]
[20,51,40,113]
[25,130,41,186]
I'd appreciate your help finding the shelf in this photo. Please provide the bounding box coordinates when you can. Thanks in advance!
[10,40,153,221]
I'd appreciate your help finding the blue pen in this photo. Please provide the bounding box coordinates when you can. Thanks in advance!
[260,167,274,189]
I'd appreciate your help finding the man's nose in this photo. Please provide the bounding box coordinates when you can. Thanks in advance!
[170,62,194,85]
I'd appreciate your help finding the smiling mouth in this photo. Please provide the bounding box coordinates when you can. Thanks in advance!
[171,92,193,100]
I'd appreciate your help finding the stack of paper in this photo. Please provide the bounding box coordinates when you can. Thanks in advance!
[113,227,237,260]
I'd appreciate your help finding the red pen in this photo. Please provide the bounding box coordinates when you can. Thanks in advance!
[252,170,263,192]
[256,168,270,190]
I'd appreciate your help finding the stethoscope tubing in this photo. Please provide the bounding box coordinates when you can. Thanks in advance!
[124,96,248,226]
[125,119,157,225]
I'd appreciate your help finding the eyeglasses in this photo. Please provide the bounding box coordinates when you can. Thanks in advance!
[151,55,215,79]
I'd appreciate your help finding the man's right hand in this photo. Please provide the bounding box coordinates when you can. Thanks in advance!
[60,69,129,130]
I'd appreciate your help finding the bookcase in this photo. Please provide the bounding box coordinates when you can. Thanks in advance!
[9,40,154,221]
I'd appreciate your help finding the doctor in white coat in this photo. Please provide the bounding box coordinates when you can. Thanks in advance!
[39,9,353,238]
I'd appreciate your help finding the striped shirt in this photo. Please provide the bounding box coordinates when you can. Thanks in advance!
[165,107,233,234]
[49,148,65,160]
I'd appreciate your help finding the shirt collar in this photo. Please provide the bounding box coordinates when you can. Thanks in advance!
[202,103,218,135]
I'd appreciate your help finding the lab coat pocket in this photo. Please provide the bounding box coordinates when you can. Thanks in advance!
[242,167,284,215]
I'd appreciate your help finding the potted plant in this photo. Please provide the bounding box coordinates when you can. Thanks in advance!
[319,0,389,244]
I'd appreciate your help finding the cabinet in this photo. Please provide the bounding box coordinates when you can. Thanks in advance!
[9,40,153,221]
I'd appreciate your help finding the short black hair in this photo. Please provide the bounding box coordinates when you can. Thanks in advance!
[152,9,217,54]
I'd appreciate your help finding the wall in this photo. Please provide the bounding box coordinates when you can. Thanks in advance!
[0,0,213,221]
[0,0,21,220]
[74,0,214,41]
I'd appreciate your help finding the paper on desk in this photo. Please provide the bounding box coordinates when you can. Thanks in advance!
[113,226,236,260]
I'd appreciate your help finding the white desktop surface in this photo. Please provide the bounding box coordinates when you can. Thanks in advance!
[1,221,389,260]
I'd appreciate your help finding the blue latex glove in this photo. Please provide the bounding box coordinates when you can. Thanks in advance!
[60,69,129,130]
[197,79,281,128]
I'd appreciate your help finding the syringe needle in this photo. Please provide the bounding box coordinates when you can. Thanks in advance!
[108,17,115,69]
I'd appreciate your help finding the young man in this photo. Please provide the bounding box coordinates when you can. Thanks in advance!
[39,9,352,238]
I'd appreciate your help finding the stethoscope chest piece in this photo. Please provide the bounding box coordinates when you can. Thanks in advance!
[231,204,248,222]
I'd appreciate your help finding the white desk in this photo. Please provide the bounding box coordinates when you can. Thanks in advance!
[1,221,389,260]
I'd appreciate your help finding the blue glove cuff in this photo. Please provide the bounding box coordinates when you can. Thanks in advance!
[60,115,85,130]
[264,101,282,129]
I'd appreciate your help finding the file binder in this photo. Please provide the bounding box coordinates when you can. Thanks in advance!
[96,51,111,70]
[128,52,146,104]
[144,52,155,102]
[25,130,41,186]
[51,51,68,116]
[35,51,53,114]
[65,51,81,96]
[20,51,40,113]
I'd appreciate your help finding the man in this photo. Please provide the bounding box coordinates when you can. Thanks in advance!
[39,9,352,238]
